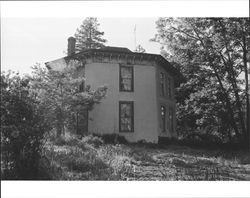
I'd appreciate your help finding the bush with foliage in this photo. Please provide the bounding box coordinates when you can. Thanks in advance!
[81,135,104,148]
[1,71,50,179]
[30,63,107,137]
[94,133,128,144]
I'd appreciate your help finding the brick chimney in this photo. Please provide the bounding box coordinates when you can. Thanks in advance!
[67,37,76,56]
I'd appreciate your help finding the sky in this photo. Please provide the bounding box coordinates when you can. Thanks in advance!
[1,17,160,74]
[1,1,248,75]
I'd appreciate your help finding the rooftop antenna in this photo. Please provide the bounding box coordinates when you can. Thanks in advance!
[134,24,137,51]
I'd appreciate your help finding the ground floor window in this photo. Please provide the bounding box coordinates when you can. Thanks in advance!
[160,105,166,132]
[169,107,174,133]
[119,101,134,132]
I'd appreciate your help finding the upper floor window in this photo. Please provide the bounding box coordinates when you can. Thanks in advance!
[159,72,165,96]
[168,77,172,98]
[120,65,134,92]
[119,101,134,132]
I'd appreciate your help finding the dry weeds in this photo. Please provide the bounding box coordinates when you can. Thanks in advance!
[43,135,250,180]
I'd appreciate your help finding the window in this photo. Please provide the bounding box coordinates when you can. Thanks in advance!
[160,105,166,132]
[169,107,174,133]
[120,65,133,92]
[119,101,134,132]
[79,81,85,92]
[160,72,165,96]
[168,77,172,98]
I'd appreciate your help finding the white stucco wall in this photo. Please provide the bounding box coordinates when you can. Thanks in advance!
[85,62,159,143]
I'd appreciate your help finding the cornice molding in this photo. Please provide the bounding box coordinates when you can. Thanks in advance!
[46,48,179,76]
[65,50,158,66]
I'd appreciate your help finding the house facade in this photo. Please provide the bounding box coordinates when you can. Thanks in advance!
[45,37,178,143]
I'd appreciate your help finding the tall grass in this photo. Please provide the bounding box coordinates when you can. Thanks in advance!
[41,133,250,180]
[42,134,134,180]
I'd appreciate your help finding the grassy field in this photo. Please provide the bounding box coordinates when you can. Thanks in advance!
[42,134,250,180]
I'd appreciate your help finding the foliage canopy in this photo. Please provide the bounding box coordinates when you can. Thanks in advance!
[74,17,107,52]
[152,18,249,145]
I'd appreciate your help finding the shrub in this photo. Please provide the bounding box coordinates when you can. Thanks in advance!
[97,134,128,144]
[179,132,223,148]
[65,153,107,173]
[81,135,104,148]
[131,149,155,163]
[96,144,133,179]
[51,133,83,148]
[65,157,93,172]
[158,137,178,145]
[1,72,49,179]
[53,136,67,146]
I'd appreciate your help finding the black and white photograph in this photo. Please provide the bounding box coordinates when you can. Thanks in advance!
[1,0,250,197]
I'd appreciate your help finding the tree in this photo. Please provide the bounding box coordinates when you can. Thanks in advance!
[30,63,107,137]
[151,18,249,145]
[74,17,107,52]
[1,71,49,179]
[135,44,146,53]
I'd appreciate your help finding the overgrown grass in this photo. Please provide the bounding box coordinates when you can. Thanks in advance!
[41,133,134,180]
[41,133,250,180]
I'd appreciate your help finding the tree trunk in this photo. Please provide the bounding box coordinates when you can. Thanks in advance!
[191,25,241,140]
[56,107,63,137]
[243,34,250,144]
[184,20,242,141]
[212,66,241,140]
[220,26,246,138]
[225,59,246,138]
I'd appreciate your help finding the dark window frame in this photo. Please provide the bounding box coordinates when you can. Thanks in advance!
[159,72,165,97]
[119,64,134,92]
[79,80,85,92]
[119,101,134,133]
[160,105,166,132]
[168,77,172,98]
[169,107,174,133]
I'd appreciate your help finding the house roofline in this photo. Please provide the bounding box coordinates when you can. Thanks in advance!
[45,48,179,76]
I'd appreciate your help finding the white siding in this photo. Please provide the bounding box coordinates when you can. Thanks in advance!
[85,62,159,143]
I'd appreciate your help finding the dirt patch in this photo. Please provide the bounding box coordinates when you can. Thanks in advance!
[124,146,250,180]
